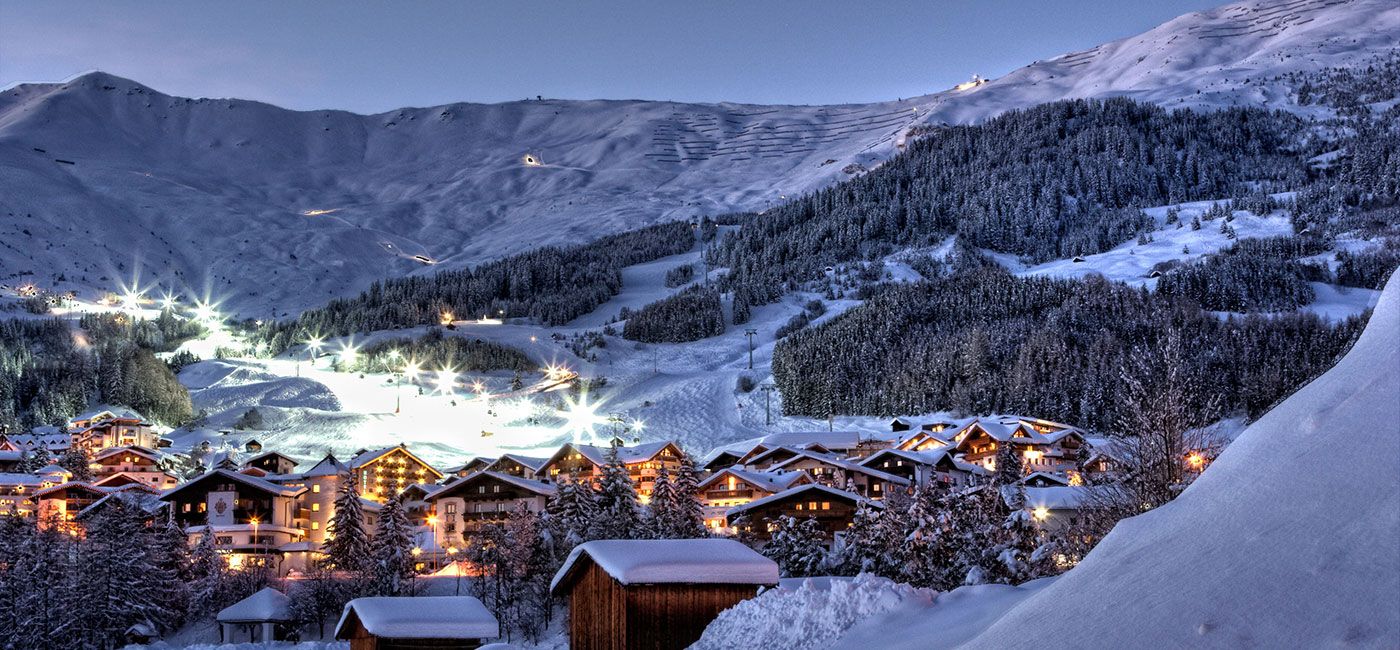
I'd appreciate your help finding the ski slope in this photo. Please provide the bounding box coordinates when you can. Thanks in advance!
[2,0,1395,317]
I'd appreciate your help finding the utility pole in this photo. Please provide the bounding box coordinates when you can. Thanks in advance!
[760,383,776,426]
[744,328,758,370]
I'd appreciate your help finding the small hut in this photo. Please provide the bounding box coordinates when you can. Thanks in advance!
[336,596,499,649]
[550,539,779,650]
[217,587,294,643]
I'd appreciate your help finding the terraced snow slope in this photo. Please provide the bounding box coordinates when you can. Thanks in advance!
[2,0,1395,317]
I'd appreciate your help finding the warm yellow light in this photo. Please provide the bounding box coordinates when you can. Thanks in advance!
[1033,507,1049,521]
[411,547,422,557]
[427,515,438,526]
[439,310,455,326]
[1187,453,1205,469]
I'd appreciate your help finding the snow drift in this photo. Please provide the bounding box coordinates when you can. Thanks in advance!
[841,270,1399,649]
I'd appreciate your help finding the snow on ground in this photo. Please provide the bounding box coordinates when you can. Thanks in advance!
[833,579,1056,650]
[2,0,1394,318]
[691,575,936,650]
[965,270,1397,648]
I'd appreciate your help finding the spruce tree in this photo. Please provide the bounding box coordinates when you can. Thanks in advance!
[647,465,678,538]
[762,515,826,577]
[324,472,372,576]
[370,494,415,596]
[589,446,639,540]
[672,452,709,538]
[58,445,94,481]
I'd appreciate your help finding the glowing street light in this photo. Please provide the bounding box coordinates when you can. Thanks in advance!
[472,380,487,395]
[338,342,360,369]
[562,391,606,438]
[193,301,220,323]
[120,289,145,311]
[159,292,177,310]
[1032,506,1049,521]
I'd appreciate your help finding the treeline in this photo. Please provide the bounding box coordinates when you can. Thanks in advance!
[772,256,1362,432]
[1156,235,1330,312]
[256,221,696,355]
[354,329,535,374]
[713,97,1311,311]
[0,313,195,429]
[621,285,725,343]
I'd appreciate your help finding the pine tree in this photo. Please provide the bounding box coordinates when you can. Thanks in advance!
[546,472,597,549]
[589,446,640,540]
[324,472,372,576]
[189,522,226,617]
[58,445,94,481]
[646,466,678,538]
[995,443,1024,489]
[370,494,415,596]
[672,452,709,538]
[762,515,826,577]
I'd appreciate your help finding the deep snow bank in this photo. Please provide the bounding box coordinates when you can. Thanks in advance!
[955,270,1400,648]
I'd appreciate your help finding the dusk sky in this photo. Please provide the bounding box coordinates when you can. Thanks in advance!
[2,0,1224,113]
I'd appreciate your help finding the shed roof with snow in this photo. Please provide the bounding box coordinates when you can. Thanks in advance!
[218,587,293,623]
[335,596,499,641]
[550,539,779,594]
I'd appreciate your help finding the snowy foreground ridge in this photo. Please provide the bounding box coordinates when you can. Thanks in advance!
[1,0,1396,316]
[699,270,1400,649]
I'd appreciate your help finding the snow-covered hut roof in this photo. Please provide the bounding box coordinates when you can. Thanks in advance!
[698,467,809,494]
[428,471,556,500]
[242,450,298,467]
[335,596,499,640]
[488,453,549,473]
[0,472,48,487]
[300,453,347,478]
[217,587,293,623]
[550,539,779,593]
[725,483,884,520]
[67,405,147,425]
[93,445,162,462]
[160,468,306,501]
[1019,486,1090,511]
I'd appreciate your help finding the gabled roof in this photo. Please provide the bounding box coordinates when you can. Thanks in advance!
[949,416,1084,449]
[1016,486,1090,511]
[94,471,171,488]
[698,467,810,494]
[242,450,298,468]
[348,445,444,479]
[67,405,147,425]
[550,539,779,594]
[30,481,107,500]
[77,487,165,519]
[428,471,556,501]
[302,454,348,478]
[218,587,293,623]
[770,451,910,485]
[93,445,163,463]
[860,447,946,468]
[741,445,811,467]
[0,472,48,487]
[487,454,549,473]
[540,440,681,472]
[336,596,498,640]
[160,468,306,501]
[445,457,495,475]
[1024,471,1071,486]
[725,483,883,519]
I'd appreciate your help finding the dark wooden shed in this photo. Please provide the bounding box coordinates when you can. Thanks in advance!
[550,539,779,650]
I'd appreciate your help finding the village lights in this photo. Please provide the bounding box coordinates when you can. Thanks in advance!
[1187,452,1206,470]
[439,310,455,326]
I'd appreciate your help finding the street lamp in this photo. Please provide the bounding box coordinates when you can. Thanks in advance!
[436,369,457,395]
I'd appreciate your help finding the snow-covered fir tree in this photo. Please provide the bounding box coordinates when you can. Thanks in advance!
[324,472,372,575]
[762,515,826,578]
[589,446,640,540]
[370,494,415,596]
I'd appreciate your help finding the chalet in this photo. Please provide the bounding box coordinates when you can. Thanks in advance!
[0,449,21,472]
[485,453,548,478]
[1024,471,1071,487]
[336,596,499,650]
[445,457,494,478]
[244,439,263,454]
[349,445,444,502]
[769,450,910,498]
[4,427,74,453]
[162,468,311,573]
[697,467,810,532]
[243,451,298,475]
[66,407,158,451]
[738,445,817,471]
[426,471,555,547]
[1018,486,1090,533]
[700,448,745,474]
[91,445,179,489]
[218,587,294,643]
[550,539,778,650]
[947,416,1086,476]
[0,466,70,516]
[32,481,107,527]
[726,483,883,541]
[858,449,987,489]
[536,441,683,499]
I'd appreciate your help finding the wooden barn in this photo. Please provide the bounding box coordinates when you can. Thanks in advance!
[550,539,779,650]
[335,596,499,649]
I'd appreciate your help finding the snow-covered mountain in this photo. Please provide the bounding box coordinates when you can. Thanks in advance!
[2,0,1395,317]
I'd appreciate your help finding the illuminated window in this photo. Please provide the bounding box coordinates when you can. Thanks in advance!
[311,522,319,530]
[313,484,320,494]
[821,502,831,510]
[808,501,818,510]
[311,503,320,512]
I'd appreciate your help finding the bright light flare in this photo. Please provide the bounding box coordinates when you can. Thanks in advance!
[436,368,458,394]
[339,342,360,367]
[561,391,606,438]
[193,301,220,323]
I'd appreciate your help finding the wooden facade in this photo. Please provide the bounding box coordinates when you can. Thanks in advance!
[562,561,762,650]
[726,485,876,541]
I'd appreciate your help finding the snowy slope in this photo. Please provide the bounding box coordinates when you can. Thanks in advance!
[2,0,1396,317]
[917,270,1395,648]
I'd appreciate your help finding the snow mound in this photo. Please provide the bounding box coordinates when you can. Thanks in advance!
[952,269,1400,648]
[691,575,935,650]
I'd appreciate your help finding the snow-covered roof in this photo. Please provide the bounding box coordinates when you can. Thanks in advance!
[770,451,910,485]
[67,405,147,425]
[756,431,864,450]
[488,454,549,472]
[242,450,298,467]
[567,440,679,467]
[698,467,809,494]
[949,416,1083,449]
[336,596,499,640]
[725,483,883,519]
[551,539,779,593]
[93,445,162,462]
[1023,471,1071,487]
[30,481,106,499]
[35,464,70,476]
[301,453,347,478]
[218,587,293,623]
[349,445,443,478]
[1016,486,1088,511]
[0,472,47,486]
[429,471,556,500]
[78,487,166,519]
[160,468,306,500]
